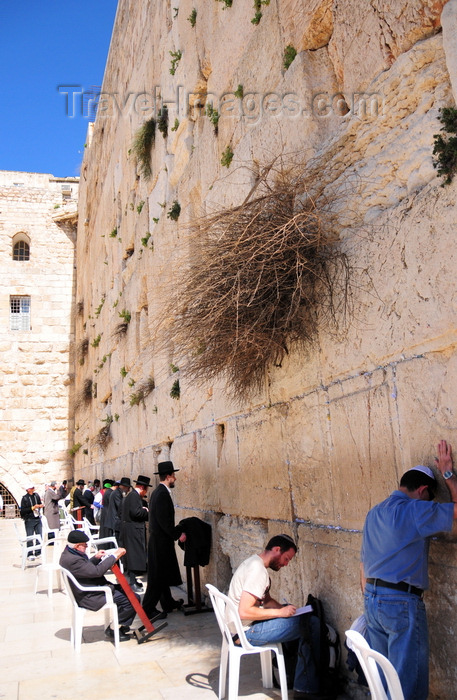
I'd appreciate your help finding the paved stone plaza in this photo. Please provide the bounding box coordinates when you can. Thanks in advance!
[0,519,358,700]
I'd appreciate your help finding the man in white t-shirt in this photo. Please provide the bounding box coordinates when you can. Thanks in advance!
[228,534,328,700]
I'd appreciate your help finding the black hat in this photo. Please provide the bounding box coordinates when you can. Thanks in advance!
[135,475,152,487]
[68,530,90,544]
[120,477,131,487]
[103,478,115,487]
[154,461,180,476]
[76,479,85,486]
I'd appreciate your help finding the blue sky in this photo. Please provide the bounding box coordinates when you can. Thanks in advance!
[0,1,118,178]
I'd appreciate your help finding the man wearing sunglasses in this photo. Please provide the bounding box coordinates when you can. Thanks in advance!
[360,440,457,700]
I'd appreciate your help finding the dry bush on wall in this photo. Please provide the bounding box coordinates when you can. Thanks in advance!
[156,160,351,399]
[73,378,93,412]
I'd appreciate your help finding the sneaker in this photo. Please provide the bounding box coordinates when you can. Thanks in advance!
[27,555,35,561]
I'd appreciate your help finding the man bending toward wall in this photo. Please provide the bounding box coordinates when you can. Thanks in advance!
[360,440,457,700]
[228,534,327,700]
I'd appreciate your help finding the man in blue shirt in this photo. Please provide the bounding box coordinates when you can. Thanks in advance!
[360,440,457,700]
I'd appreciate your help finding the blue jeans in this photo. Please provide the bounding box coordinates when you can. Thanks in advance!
[364,582,428,700]
[245,614,320,693]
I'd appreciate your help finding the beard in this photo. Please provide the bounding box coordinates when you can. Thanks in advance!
[169,482,175,488]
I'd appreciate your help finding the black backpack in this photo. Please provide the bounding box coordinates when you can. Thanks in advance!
[304,593,342,699]
[272,594,342,697]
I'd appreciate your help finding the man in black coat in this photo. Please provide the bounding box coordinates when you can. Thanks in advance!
[142,462,186,619]
[110,477,131,544]
[73,479,93,523]
[59,530,137,641]
[120,475,150,592]
[99,479,115,538]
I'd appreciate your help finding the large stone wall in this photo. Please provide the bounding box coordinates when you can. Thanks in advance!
[75,1,457,695]
[0,171,78,503]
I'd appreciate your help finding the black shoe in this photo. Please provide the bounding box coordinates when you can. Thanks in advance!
[130,582,144,593]
[120,625,130,634]
[149,609,167,621]
[105,626,131,642]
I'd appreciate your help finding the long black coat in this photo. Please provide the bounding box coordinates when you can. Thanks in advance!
[59,545,116,610]
[99,487,114,538]
[148,484,183,587]
[120,489,148,572]
[109,488,124,538]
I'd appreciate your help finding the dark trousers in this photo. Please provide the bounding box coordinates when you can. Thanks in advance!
[142,578,174,615]
[24,518,42,556]
[113,585,139,626]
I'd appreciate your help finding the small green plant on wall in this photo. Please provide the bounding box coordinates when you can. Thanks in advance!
[433,107,457,186]
[132,117,156,179]
[120,366,128,378]
[167,201,181,221]
[119,309,131,323]
[221,145,234,168]
[95,296,105,317]
[251,0,269,24]
[91,334,101,348]
[170,379,180,399]
[141,232,151,247]
[137,201,145,214]
[215,0,232,7]
[171,118,180,132]
[69,443,82,457]
[188,8,197,26]
[283,45,297,71]
[110,227,118,238]
[169,50,182,76]
[234,84,244,99]
[206,104,220,135]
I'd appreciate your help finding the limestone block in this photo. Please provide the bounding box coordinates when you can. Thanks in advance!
[235,408,294,521]
[329,0,446,94]
[279,0,332,51]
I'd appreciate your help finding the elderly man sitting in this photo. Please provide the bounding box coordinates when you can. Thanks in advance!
[60,530,138,641]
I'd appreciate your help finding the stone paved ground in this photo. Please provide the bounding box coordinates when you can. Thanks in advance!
[0,519,357,700]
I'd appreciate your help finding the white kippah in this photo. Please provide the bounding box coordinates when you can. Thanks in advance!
[409,465,436,480]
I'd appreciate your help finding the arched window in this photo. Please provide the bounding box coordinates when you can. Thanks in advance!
[12,233,30,261]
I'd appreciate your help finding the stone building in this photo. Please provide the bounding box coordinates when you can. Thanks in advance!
[74,1,457,695]
[0,170,78,512]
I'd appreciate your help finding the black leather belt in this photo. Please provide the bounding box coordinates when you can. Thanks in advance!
[366,578,424,598]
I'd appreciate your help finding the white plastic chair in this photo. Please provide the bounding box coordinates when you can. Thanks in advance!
[345,629,405,700]
[13,522,43,569]
[206,583,288,700]
[60,566,120,652]
[34,534,65,598]
[82,517,100,538]
[42,515,60,543]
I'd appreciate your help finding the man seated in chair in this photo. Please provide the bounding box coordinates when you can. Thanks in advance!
[228,534,328,700]
[60,530,138,642]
